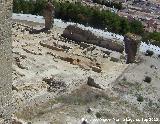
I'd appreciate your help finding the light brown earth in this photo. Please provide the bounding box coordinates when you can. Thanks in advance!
[12,22,160,124]
[148,0,160,4]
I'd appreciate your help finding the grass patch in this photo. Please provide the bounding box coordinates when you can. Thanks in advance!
[118,78,134,87]
[56,85,111,105]
[95,111,114,119]
[15,99,58,120]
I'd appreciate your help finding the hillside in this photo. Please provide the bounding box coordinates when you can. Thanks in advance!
[12,20,160,124]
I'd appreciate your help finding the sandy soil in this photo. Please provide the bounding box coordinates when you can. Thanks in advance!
[12,22,127,118]
[12,22,160,124]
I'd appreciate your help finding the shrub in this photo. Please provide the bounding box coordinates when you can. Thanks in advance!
[137,95,144,102]
[148,99,153,107]
[122,77,127,81]
[144,76,152,83]
[95,112,102,118]
[12,0,144,35]
[145,50,154,56]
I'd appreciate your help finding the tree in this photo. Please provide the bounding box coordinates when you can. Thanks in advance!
[130,20,144,35]
[13,0,146,41]
[142,32,160,46]
[120,18,130,35]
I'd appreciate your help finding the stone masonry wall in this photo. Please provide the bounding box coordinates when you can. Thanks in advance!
[43,1,54,30]
[124,33,141,64]
[62,25,124,53]
[0,0,13,123]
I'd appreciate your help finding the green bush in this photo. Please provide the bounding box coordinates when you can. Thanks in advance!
[142,32,160,46]
[12,0,144,35]
[144,76,152,83]
[145,50,154,56]
[13,0,160,45]
[137,95,144,102]
[95,112,102,118]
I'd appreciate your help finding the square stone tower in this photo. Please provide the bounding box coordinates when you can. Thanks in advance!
[43,1,54,30]
[0,0,13,123]
[124,33,141,64]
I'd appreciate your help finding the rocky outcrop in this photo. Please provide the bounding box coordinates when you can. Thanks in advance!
[124,33,141,64]
[40,41,65,52]
[110,52,121,62]
[12,119,22,124]
[87,77,103,89]
[14,57,28,70]
[62,25,124,53]
[90,66,102,73]
[23,48,42,55]
[43,77,67,93]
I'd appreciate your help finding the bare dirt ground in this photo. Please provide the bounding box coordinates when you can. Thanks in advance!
[148,0,160,4]
[12,22,160,124]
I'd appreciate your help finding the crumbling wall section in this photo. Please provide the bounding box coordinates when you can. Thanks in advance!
[43,1,54,29]
[62,25,124,53]
[124,33,141,64]
[0,0,13,123]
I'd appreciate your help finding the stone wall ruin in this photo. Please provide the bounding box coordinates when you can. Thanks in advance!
[43,1,54,30]
[124,33,141,64]
[0,0,13,123]
[62,25,142,64]
[62,25,124,53]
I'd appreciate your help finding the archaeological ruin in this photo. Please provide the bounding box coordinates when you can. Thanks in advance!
[124,33,141,64]
[1,0,160,123]
[62,25,124,53]
[43,0,54,30]
[62,25,143,64]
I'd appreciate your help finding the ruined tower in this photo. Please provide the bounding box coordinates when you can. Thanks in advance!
[43,0,54,30]
[124,33,141,64]
[0,0,13,123]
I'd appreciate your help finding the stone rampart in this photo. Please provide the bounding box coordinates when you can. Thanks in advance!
[124,33,141,63]
[62,25,124,53]
[0,0,13,123]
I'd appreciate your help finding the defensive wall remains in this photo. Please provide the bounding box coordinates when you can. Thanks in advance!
[0,0,13,123]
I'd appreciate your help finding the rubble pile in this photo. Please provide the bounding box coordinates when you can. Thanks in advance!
[43,77,67,93]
